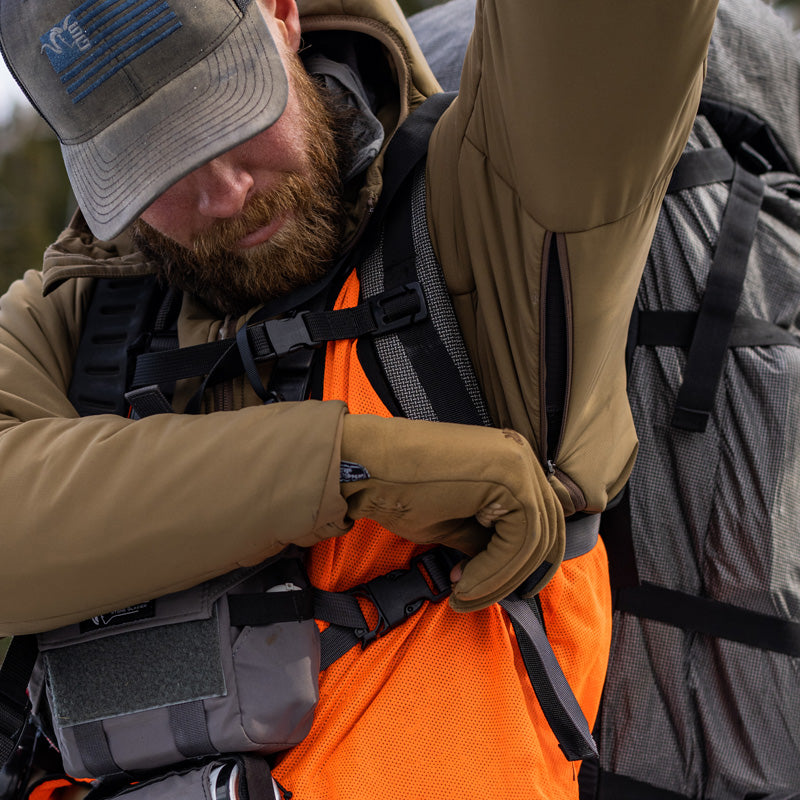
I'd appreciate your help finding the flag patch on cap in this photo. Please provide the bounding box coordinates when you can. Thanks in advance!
[40,0,182,104]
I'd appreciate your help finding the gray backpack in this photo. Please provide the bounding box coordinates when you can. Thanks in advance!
[581,99,800,800]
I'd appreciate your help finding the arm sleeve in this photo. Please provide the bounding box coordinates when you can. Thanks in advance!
[427,0,718,512]
[0,271,349,634]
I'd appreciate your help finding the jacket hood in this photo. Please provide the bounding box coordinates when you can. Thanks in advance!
[42,0,442,294]
[299,0,441,109]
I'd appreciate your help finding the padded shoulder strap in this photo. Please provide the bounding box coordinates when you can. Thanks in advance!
[68,275,171,417]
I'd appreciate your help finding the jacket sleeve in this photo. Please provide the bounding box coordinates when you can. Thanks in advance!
[0,271,349,634]
[427,0,718,513]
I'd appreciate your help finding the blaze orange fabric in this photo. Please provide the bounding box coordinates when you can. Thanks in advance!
[272,271,613,798]
[27,777,91,800]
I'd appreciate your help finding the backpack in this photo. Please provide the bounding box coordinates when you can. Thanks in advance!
[578,100,800,800]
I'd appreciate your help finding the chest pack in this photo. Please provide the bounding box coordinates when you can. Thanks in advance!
[578,101,800,800]
[0,93,600,799]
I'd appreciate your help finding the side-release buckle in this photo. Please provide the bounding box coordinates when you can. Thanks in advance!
[259,312,318,359]
[348,547,460,647]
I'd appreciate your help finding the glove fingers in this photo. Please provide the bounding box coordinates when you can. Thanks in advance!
[449,476,565,612]
[422,518,493,556]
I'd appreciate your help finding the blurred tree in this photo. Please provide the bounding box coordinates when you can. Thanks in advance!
[0,109,72,293]
[772,0,800,24]
[398,0,440,14]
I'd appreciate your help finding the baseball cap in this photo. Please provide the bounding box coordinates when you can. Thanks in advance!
[0,0,289,240]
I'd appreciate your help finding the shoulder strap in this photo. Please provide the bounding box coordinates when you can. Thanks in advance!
[357,160,492,427]
[68,275,170,417]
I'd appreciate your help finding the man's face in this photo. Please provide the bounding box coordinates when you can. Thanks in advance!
[132,2,345,316]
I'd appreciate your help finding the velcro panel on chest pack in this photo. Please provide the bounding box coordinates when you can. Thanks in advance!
[36,551,319,779]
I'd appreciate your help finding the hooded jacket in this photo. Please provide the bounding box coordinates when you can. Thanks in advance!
[0,0,716,635]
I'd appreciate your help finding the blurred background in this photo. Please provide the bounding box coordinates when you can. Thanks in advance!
[0,0,798,294]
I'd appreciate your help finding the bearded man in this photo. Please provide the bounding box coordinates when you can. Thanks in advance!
[0,0,717,797]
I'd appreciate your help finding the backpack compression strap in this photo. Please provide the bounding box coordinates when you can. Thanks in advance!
[640,102,800,432]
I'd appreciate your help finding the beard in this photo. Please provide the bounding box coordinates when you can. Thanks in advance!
[131,54,346,317]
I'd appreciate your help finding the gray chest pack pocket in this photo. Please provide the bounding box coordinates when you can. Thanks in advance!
[37,548,318,778]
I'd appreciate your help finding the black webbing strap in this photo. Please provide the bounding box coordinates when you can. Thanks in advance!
[129,282,427,395]
[670,159,765,431]
[0,635,37,767]
[636,310,800,349]
[72,721,120,777]
[615,582,800,657]
[499,595,597,761]
[373,93,456,229]
[168,700,215,760]
[598,489,640,591]
[667,147,734,194]
[228,589,316,627]
[238,754,282,800]
[375,163,486,426]
[590,770,800,800]
[600,492,800,655]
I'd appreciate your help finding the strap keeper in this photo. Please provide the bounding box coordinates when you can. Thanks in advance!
[368,282,427,334]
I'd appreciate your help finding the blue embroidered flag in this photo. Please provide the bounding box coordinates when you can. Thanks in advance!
[40,0,182,103]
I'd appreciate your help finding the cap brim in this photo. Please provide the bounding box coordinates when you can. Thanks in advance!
[62,1,288,241]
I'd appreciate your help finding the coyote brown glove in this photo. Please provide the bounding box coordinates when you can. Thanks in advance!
[340,414,565,611]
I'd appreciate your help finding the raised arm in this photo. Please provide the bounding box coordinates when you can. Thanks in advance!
[428,0,719,513]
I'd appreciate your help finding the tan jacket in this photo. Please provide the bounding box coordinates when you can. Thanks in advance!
[0,0,717,634]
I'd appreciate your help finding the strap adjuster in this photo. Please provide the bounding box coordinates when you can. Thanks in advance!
[348,548,458,647]
[369,282,427,334]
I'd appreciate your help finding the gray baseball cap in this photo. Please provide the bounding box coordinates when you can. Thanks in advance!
[0,0,288,240]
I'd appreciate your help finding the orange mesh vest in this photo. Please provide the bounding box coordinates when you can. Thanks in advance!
[272,269,613,799]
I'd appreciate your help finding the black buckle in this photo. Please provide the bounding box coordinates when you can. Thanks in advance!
[348,548,459,647]
[260,312,319,358]
[369,282,428,334]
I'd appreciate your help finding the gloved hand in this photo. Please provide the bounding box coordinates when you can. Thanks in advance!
[340,414,565,612]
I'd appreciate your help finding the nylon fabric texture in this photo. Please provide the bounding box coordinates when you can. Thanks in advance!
[270,270,612,798]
